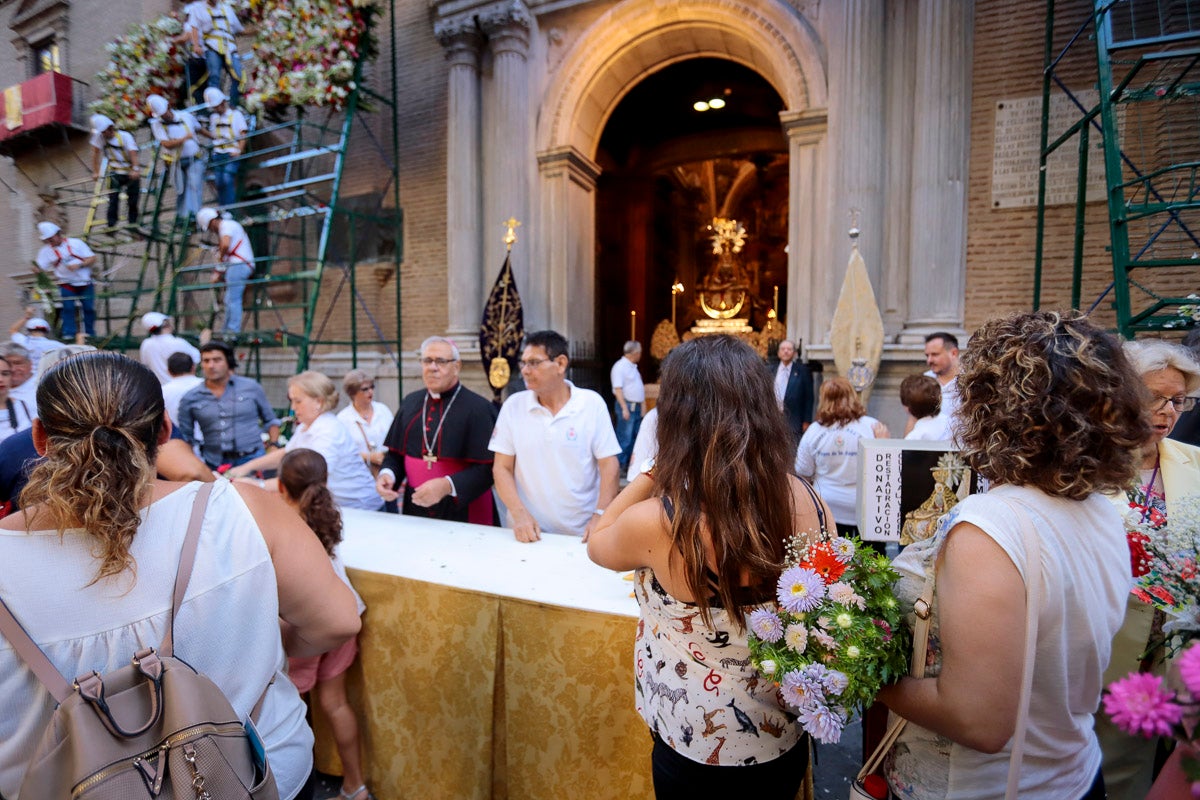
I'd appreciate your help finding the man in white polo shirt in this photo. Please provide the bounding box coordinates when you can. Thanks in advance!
[491,330,621,543]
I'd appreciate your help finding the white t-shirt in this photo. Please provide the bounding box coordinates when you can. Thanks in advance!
[88,129,138,174]
[141,333,201,384]
[0,397,33,444]
[35,237,95,286]
[286,413,380,511]
[626,407,659,482]
[0,482,313,800]
[8,381,37,420]
[885,485,1131,800]
[335,401,394,455]
[610,357,645,403]
[149,110,201,160]
[924,369,961,426]
[209,108,248,155]
[489,381,622,536]
[906,414,953,442]
[161,375,204,446]
[793,416,879,527]
[216,218,255,269]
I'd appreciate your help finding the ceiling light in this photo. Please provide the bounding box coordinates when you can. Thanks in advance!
[693,100,710,112]
[708,97,726,109]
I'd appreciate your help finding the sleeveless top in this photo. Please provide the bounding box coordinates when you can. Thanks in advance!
[633,496,805,765]
[0,481,313,800]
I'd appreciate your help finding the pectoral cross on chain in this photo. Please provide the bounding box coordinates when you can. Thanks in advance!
[423,452,437,469]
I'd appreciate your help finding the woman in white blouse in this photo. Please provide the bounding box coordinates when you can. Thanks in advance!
[336,369,393,474]
[228,371,381,510]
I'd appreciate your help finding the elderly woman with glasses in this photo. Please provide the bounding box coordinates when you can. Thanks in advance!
[1096,339,1200,800]
[336,369,394,474]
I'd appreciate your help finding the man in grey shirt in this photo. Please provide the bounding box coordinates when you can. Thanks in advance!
[177,341,280,469]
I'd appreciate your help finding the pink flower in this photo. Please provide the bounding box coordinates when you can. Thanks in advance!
[1178,642,1200,698]
[1103,672,1184,738]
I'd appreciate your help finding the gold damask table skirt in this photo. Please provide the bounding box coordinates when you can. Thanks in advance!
[313,569,655,799]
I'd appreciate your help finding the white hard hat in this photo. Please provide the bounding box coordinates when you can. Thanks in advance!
[90,113,114,135]
[203,88,226,108]
[37,221,61,240]
[25,317,50,331]
[146,95,169,118]
[141,311,170,330]
[195,208,219,231]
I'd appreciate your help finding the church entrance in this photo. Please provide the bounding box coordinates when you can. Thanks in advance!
[593,58,789,378]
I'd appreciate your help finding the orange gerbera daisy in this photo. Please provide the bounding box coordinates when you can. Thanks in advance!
[801,541,847,585]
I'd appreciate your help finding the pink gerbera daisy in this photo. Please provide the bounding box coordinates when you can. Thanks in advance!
[1103,672,1183,739]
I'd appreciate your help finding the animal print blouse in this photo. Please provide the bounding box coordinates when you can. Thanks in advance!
[633,568,803,765]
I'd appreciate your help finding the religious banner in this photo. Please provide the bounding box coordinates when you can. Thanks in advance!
[479,251,524,404]
[857,439,986,543]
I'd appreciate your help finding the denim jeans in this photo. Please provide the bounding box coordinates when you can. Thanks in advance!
[614,400,642,470]
[205,47,243,108]
[59,283,96,339]
[222,261,252,333]
[210,152,238,207]
[107,173,140,227]
[173,156,206,218]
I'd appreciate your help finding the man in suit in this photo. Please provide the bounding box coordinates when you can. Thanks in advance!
[774,339,813,447]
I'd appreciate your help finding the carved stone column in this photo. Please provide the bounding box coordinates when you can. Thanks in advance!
[781,109,830,354]
[479,1,534,324]
[536,146,600,349]
[825,0,885,326]
[903,0,973,339]
[434,16,484,344]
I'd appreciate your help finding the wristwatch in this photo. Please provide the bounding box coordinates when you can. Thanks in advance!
[639,457,656,478]
[593,508,605,516]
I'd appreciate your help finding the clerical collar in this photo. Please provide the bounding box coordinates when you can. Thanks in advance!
[427,382,460,400]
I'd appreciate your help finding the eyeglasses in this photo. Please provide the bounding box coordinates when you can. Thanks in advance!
[1149,394,1196,413]
[519,358,552,370]
[420,357,458,367]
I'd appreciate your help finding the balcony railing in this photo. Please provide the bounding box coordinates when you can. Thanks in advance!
[0,71,91,155]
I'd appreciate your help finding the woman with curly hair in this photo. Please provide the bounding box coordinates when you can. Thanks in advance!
[877,310,1149,800]
[0,352,361,799]
[278,448,372,800]
[587,335,833,799]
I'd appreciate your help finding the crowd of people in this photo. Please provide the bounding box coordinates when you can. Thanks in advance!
[0,309,1196,800]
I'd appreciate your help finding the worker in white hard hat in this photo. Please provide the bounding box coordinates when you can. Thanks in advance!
[7,308,67,375]
[195,0,245,108]
[196,88,246,207]
[32,222,97,342]
[146,94,205,219]
[88,114,141,231]
[196,207,255,334]
[139,310,201,384]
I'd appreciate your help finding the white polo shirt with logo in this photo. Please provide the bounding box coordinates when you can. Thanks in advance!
[489,380,621,536]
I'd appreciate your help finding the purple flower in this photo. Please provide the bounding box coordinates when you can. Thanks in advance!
[823,669,850,696]
[749,609,785,643]
[1178,642,1200,698]
[780,669,820,709]
[797,700,846,744]
[777,566,826,614]
[1103,672,1184,738]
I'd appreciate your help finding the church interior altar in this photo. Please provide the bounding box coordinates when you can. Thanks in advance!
[312,510,653,799]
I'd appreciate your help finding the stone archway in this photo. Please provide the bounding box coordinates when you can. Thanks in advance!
[532,0,829,351]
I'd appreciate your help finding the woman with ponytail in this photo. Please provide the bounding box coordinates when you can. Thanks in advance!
[278,448,372,800]
[0,352,361,800]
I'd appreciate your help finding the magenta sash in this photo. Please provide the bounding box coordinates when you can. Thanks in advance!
[404,455,493,526]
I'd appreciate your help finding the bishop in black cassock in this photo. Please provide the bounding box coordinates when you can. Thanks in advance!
[378,346,498,524]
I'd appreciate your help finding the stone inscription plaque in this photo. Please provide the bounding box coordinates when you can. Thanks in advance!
[991,91,1108,209]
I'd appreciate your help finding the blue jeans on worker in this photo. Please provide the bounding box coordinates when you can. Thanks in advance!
[205,48,243,108]
[614,400,642,470]
[174,156,206,218]
[222,262,252,333]
[59,283,96,339]
[210,152,238,207]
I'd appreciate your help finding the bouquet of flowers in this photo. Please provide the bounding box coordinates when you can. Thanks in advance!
[90,16,185,129]
[747,533,909,743]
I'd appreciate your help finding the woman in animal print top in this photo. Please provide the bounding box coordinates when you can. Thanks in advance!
[589,335,832,799]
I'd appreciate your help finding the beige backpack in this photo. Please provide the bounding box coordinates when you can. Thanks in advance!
[0,483,279,799]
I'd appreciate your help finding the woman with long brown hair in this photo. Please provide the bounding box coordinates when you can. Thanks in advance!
[0,352,361,799]
[588,334,832,799]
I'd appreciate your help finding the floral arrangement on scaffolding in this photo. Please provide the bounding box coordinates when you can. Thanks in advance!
[90,0,378,129]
